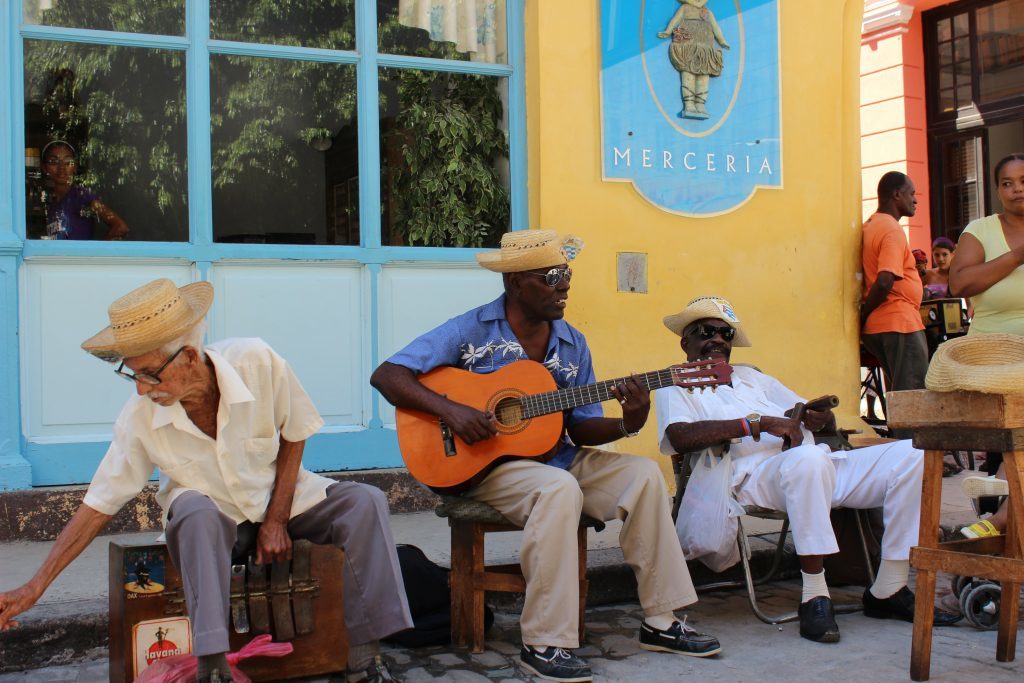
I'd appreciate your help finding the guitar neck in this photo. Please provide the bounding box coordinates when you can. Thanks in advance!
[521,368,680,418]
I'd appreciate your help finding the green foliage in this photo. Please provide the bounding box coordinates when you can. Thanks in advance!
[392,70,509,248]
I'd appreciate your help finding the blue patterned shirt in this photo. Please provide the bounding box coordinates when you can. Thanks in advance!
[386,295,603,469]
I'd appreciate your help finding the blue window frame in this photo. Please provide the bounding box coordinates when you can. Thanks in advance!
[12,0,527,260]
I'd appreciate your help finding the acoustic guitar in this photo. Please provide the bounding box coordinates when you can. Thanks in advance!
[396,358,732,492]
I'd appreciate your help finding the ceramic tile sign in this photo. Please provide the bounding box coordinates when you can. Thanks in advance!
[132,616,192,678]
[123,546,167,596]
[600,0,782,216]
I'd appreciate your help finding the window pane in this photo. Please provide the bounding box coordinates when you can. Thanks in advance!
[977,0,1024,104]
[936,18,951,43]
[940,136,983,236]
[378,0,507,64]
[24,40,188,241]
[953,11,969,37]
[210,56,358,245]
[210,0,355,51]
[23,0,184,35]
[379,68,510,247]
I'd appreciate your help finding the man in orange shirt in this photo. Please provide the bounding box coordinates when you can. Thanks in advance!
[861,171,927,438]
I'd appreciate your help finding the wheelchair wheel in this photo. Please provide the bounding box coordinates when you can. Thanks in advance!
[951,575,974,599]
[961,582,1001,630]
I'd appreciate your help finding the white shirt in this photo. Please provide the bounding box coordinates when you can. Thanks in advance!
[84,338,331,524]
[655,365,837,488]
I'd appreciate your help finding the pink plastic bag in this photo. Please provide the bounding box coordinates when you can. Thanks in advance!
[134,634,294,683]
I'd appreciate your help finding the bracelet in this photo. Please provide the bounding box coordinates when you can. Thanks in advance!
[740,417,751,437]
[619,419,640,438]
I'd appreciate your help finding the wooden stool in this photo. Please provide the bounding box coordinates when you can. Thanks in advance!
[435,496,605,653]
[889,390,1024,681]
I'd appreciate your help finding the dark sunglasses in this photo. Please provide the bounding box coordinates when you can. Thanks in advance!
[114,346,185,385]
[522,267,572,287]
[688,323,736,342]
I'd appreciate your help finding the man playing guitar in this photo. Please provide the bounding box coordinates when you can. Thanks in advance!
[371,230,721,683]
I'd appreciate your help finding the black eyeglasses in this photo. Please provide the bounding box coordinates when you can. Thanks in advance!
[114,347,185,385]
[688,323,736,342]
[522,267,572,287]
[44,158,76,167]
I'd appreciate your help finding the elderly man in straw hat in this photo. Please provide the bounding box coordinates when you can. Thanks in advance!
[0,279,412,683]
[655,295,959,645]
[371,231,719,683]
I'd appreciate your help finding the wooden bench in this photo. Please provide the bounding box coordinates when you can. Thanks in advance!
[435,496,605,653]
[888,390,1024,681]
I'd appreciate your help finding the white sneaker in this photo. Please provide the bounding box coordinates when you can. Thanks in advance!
[961,476,1009,499]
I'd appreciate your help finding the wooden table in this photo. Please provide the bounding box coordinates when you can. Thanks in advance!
[888,390,1024,681]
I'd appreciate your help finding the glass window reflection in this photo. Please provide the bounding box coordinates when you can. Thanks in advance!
[210,0,356,51]
[24,40,188,241]
[211,56,359,245]
[23,0,185,36]
[378,68,509,248]
[378,0,507,64]
[977,0,1024,104]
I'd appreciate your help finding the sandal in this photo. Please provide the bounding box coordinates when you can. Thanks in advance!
[960,519,1001,539]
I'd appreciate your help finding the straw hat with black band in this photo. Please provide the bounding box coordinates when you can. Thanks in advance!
[662,295,752,347]
[476,229,584,273]
[82,278,213,362]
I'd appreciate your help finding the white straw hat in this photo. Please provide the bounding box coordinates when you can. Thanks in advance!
[926,334,1024,393]
[82,278,213,362]
[663,295,752,347]
[476,230,584,273]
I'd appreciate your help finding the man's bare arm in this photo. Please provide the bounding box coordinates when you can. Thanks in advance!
[256,437,304,565]
[0,503,112,629]
[860,271,896,327]
[665,415,805,454]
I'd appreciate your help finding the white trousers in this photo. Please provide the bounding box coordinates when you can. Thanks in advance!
[465,447,698,649]
[734,440,923,560]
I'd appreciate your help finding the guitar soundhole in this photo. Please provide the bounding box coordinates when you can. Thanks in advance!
[493,396,527,432]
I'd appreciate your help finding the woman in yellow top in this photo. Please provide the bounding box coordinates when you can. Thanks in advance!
[948,152,1024,538]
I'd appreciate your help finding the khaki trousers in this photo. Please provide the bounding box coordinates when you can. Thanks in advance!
[465,447,698,649]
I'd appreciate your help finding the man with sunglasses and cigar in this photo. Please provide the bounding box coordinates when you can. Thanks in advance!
[0,279,411,683]
[372,231,720,683]
[655,296,958,646]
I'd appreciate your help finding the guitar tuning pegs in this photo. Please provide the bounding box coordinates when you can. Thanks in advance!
[687,387,694,394]
[710,386,717,392]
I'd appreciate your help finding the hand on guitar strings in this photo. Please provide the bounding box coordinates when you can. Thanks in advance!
[442,401,499,445]
[610,374,651,434]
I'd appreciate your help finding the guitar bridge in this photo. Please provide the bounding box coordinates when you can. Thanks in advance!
[439,419,457,457]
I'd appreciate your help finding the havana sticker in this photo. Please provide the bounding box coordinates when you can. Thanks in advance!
[123,547,167,595]
[600,0,782,216]
[132,616,192,678]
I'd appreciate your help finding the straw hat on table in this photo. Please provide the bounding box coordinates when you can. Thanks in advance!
[925,333,1024,393]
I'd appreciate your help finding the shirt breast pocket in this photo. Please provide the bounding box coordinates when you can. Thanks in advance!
[245,436,280,467]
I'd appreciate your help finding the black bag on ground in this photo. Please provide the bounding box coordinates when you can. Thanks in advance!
[383,544,494,647]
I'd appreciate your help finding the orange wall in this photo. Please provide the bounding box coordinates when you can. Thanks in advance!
[860,0,954,264]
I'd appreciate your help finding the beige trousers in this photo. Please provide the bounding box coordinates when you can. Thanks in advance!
[465,447,698,648]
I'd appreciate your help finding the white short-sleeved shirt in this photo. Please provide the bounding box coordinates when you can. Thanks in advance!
[655,365,836,488]
[84,338,331,524]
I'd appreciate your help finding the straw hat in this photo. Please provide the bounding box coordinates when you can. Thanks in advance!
[476,230,584,273]
[926,334,1024,393]
[82,278,213,362]
[663,295,752,347]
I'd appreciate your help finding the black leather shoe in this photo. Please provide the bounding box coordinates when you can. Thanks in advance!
[639,619,722,657]
[863,586,962,626]
[799,596,840,643]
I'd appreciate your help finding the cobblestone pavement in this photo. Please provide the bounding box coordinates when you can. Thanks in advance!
[3,578,1021,683]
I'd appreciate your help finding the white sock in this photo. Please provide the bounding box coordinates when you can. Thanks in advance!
[801,570,830,603]
[347,640,380,672]
[644,612,678,631]
[869,559,909,599]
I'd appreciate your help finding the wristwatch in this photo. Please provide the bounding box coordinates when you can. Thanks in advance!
[746,413,762,441]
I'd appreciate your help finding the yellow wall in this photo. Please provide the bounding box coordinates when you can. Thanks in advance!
[525,1,866,481]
